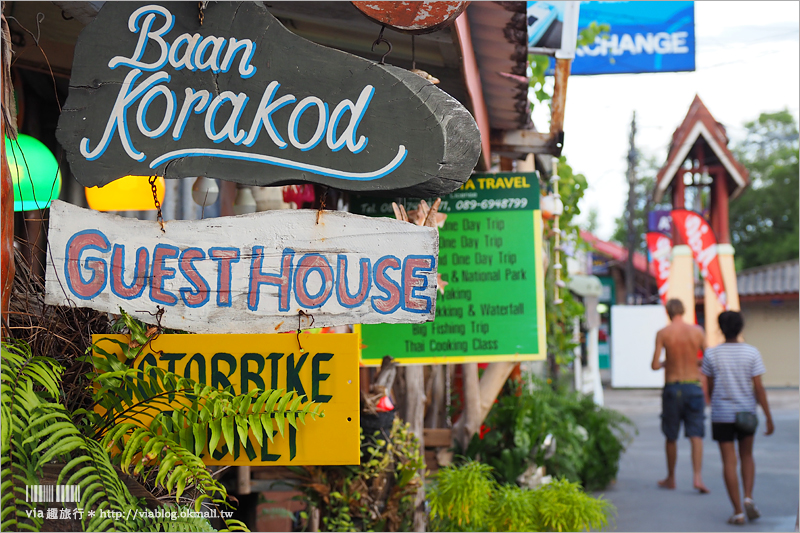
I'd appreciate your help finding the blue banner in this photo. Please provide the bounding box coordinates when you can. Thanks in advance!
[534,1,695,75]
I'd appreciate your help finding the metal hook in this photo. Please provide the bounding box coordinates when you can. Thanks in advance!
[371,25,392,65]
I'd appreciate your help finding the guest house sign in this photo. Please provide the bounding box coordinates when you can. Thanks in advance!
[56,1,480,197]
[45,201,439,333]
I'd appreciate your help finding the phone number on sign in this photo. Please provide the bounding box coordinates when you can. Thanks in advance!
[454,198,529,211]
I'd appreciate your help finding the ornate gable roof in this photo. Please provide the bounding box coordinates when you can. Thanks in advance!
[654,95,749,202]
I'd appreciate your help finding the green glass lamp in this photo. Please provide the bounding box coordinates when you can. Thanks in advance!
[4,134,62,211]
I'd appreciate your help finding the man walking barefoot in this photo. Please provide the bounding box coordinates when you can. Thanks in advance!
[652,299,710,493]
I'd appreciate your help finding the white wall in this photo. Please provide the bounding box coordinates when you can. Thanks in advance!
[611,305,667,388]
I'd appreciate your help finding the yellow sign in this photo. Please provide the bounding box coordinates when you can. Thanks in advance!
[92,333,360,466]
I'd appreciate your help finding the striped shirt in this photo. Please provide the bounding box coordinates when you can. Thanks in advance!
[701,342,766,423]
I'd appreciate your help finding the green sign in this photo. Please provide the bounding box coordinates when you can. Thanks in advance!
[352,173,547,364]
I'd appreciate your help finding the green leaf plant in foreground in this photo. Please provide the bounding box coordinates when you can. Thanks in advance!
[427,461,614,532]
[1,316,324,532]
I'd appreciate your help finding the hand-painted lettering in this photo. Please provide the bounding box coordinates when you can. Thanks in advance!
[371,256,402,314]
[209,247,240,307]
[61,231,435,319]
[241,352,265,393]
[65,229,111,300]
[184,352,206,384]
[82,5,403,180]
[286,352,308,398]
[249,247,294,312]
[266,353,283,390]
[179,248,210,307]
[110,244,149,300]
[312,352,333,403]
[294,254,334,308]
[211,352,237,390]
[150,244,179,305]
[336,255,370,308]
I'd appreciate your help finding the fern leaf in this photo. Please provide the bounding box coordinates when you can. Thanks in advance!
[261,414,274,443]
[235,415,249,445]
[193,424,207,456]
[275,411,285,438]
[249,414,263,446]
[276,392,293,414]
[208,419,223,455]
[264,389,284,413]
[221,416,235,451]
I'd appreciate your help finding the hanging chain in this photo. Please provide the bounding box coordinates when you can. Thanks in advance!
[149,175,165,233]
[198,1,205,25]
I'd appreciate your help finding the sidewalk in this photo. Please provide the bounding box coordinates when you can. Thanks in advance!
[597,388,799,532]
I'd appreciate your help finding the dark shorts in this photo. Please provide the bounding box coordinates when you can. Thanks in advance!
[661,382,705,440]
[712,422,756,442]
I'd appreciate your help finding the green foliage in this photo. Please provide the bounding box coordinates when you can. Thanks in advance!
[427,462,614,532]
[83,335,320,522]
[1,341,75,532]
[291,418,424,532]
[1,309,324,532]
[428,461,495,530]
[1,340,201,532]
[529,478,613,532]
[464,377,635,492]
[529,23,610,106]
[610,154,670,261]
[730,109,799,269]
[544,157,588,373]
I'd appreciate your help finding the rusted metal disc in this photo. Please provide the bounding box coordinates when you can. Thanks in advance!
[351,1,469,34]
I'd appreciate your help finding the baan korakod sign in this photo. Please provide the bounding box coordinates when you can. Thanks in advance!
[92,333,360,465]
[56,1,481,197]
[45,201,439,333]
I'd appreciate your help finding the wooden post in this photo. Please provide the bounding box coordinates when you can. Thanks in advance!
[425,365,444,428]
[477,362,515,422]
[237,466,251,495]
[405,364,426,532]
[1,115,13,322]
[1,9,15,323]
[460,363,481,449]
[672,171,686,245]
[451,362,516,445]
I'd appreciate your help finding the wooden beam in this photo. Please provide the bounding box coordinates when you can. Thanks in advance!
[423,428,453,448]
[237,466,251,495]
[454,12,492,171]
[459,363,481,448]
[405,364,427,532]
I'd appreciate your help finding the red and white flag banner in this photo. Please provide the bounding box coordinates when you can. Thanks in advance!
[646,231,672,305]
[671,209,727,309]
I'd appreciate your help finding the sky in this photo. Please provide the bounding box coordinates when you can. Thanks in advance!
[533,1,800,240]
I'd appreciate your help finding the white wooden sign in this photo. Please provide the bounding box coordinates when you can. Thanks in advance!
[45,201,438,333]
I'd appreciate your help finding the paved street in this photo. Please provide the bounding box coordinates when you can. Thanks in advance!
[598,388,799,532]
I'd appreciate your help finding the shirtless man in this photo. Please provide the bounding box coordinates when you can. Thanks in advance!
[652,298,710,493]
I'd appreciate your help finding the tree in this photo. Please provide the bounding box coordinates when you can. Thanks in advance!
[610,155,667,256]
[729,110,799,270]
[583,206,599,234]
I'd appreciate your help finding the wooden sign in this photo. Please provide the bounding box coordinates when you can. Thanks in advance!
[352,173,547,365]
[93,333,360,465]
[56,1,480,197]
[45,200,439,333]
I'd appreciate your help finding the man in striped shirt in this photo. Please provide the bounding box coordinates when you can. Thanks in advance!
[701,310,774,525]
[652,298,710,493]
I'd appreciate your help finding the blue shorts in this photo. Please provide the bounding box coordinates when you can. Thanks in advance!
[661,382,705,440]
